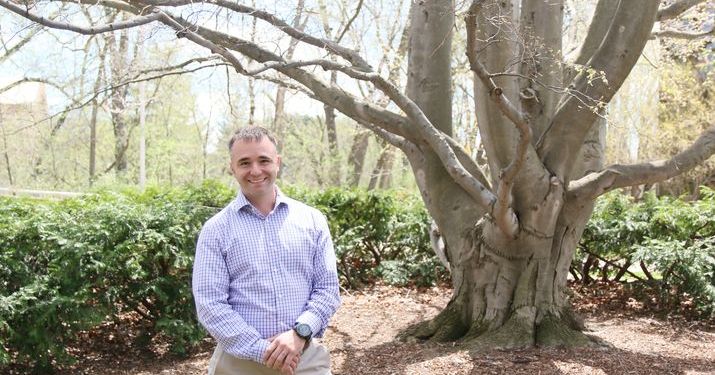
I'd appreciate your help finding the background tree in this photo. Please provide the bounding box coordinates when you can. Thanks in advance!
[2,0,714,350]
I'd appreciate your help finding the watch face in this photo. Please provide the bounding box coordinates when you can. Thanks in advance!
[295,323,312,338]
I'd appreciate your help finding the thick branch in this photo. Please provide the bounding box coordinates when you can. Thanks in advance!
[537,0,659,181]
[158,13,415,143]
[444,135,491,190]
[568,126,715,200]
[369,74,502,226]
[657,0,708,21]
[0,0,160,35]
[465,1,532,237]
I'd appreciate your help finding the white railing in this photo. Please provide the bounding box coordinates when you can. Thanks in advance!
[0,187,83,199]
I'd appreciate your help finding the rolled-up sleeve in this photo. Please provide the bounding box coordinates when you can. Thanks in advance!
[192,220,269,363]
[296,211,341,337]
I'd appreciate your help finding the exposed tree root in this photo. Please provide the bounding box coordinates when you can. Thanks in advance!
[535,312,601,348]
[466,307,536,351]
[399,300,468,342]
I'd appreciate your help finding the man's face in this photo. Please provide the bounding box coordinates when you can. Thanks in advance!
[229,137,281,201]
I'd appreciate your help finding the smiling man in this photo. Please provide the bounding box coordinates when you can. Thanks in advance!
[192,126,340,375]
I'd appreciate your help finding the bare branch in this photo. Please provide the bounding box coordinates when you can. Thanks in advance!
[142,0,372,71]
[568,126,715,200]
[153,10,247,74]
[0,25,42,64]
[0,77,71,99]
[0,0,161,35]
[652,27,715,40]
[6,62,229,136]
[157,13,414,142]
[336,0,364,43]
[657,0,708,21]
[245,41,496,218]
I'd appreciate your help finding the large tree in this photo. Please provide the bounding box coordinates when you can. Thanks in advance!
[3,0,714,348]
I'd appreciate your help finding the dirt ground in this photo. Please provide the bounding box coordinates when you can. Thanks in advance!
[60,284,715,375]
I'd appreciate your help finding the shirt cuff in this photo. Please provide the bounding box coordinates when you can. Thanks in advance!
[296,310,323,338]
[250,338,271,363]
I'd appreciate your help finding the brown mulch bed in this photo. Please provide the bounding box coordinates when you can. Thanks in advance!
[51,283,715,374]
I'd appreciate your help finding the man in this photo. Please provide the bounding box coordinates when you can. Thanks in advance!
[192,126,341,375]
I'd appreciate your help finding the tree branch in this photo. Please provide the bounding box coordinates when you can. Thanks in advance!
[537,0,659,181]
[568,125,715,200]
[652,27,715,40]
[0,0,161,35]
[336,0,364,43]
[0,24,42,64]
[141,0,372,71]
[465,0,531,237]
[157,11,415,142]
[657,0,708,21]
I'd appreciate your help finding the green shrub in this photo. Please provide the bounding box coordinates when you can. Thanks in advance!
[0,181,438,371]
[580,187,715,317]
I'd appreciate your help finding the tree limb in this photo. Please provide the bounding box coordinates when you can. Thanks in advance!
[141,0,372,71]
[157,11,415,142]
[0,24,42,64]
[465,0,531,237]
[657,0,708,21]
[537,0,659,181]
[652,27,715,40]
[336,0,364,43]
[0,0,161,35]
[568,125,715,200]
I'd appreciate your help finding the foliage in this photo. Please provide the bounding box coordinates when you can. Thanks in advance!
[282,185,445,288]
[0,181,438,371]
[579,188,715,317]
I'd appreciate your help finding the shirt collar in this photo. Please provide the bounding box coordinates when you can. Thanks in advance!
[231,186,288,213]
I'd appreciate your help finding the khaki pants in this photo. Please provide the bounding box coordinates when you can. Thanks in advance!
[208,341,332,375]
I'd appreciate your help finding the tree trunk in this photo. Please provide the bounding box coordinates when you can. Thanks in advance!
[367,142,395,190]
[401,0,597,349]
[106,25,133,177]
[0,114,13,186]
[347,129,370,186]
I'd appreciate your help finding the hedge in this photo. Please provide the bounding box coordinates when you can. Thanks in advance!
[0,181,442,371]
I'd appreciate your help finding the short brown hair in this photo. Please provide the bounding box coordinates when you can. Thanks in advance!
[227,126,278,152]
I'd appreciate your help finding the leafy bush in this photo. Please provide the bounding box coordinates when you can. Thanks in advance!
[579,187,715,317]
[0,181,438,371]
[282,186,444,287]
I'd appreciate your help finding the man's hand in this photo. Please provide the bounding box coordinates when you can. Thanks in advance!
[264,330,307,374]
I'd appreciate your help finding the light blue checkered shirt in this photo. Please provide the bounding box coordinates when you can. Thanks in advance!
[192,189,340,363]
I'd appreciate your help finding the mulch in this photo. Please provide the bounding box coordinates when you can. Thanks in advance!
[18,282,715,374]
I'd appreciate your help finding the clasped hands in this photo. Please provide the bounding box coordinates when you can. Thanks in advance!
[263,330,307,375]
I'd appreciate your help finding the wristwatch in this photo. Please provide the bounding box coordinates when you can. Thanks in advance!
[293,323,312,342]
